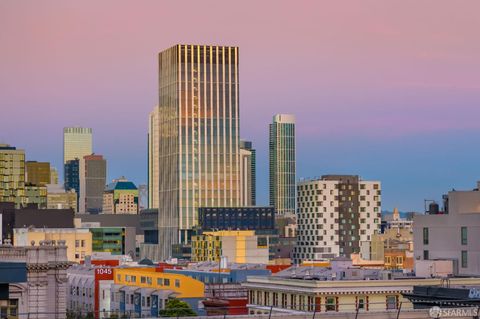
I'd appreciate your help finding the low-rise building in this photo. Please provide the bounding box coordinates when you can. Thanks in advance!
[46,184,77,212]
[192,230,269,264]
[13,227,92,263]
[90,227,136,258]
[102,177,138,214]
[0,241,69,319]
[24,184,47,209]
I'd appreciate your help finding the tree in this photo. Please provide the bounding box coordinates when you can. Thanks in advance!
[160,299,197,317]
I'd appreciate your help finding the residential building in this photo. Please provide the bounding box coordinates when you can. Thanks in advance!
[192,230,269,264]
[63,127,92,164]
[414,181,480,276]
[113,267,205,314]
[102,177,138,214]
[294,175,381,263]
[24,184,47,208]
[89,227,136,258]
[1,203,74,243]
[0,144,25,207]
[240,140,256,206]
[46,183,77,212]
[14,227,92,263]
[152,44,241,261]
[0,241,69,319]
[79,154,106,214]
[242,272,480,315]
[269,114,296,215]
[148,105,160,210]
[25,161,51,185]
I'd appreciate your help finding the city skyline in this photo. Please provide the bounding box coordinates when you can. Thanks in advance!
[2,1,480,212]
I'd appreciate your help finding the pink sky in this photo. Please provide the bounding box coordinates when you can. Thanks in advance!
[1,1,480,210]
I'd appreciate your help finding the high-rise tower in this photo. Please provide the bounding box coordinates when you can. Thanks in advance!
[240,139,256,206]
[148,105,160,209]
[63,127,92,164]
[154,44,241,260]
[269,114,296,215]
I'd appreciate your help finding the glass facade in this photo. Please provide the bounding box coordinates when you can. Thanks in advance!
[156,44,241,259]
[25,161,51,186]
[269,114,296,215]
[63,127,92,164]
[239,140,256,206]
[0,144,25,207]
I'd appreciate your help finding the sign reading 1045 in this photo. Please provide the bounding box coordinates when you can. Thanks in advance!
[95,268,114,279]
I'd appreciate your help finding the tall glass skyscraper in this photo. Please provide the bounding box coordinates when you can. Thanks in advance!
[240,139,256,206]
[269,114,296,215]
[155,44,241,259]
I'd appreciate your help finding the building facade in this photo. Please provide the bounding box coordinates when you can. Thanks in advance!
[25,161,51,186]
[47,184,77,212]
[0,242,69,319]
[63,127,92,164]
[0,144,25,207]
[153,44,241,261]
[90,227,136,257]
[192,230,269,264]
[148,105,160,210]
[24,184,47,209]
[239,140,256,206]
[79,154,106,214]
[102,177,138,214]
[14,228,92,263]
[414,182,480,276]
[198,207,275,231]
[294,175,381,263]
[269,114,296,215]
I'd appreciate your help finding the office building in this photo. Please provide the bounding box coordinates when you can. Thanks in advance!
[63,127,92,164]
[269,114,296,215]
[148,105,160,209]
[46,183,77,212]
[414,181,480,276]
[14,227,92,263]
[191,230,269,264]
[152,44,241,261]
[0,144,25,207]
[24,184,47,209]
[102,177,138,214]
[0,241,69,319]
[239,140,256,206]
[64,158,80,211]
[294,175,381,263]
[25,161,51,186]
[79,154,106,214]
[89,227,136,257]
[50,167,59,184]
[198,207,275,231]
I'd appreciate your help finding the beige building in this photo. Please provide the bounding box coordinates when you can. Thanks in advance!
[148,105,160,209]
[24,184,47,208]
[14,228,92,263]
[25,161,51,186]
[63,127,92,164]
[47,184,77,212]
[192,230,269,264]
[102,177,138,214]
[0,144,25,207]
[242,275,480,315]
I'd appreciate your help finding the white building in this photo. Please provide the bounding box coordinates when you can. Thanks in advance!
[0,241,69,319]
[294,175,381,263]
[414,181,480,276]
[63,127,92,165]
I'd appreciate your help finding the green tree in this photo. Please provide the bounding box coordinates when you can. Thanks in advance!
[160,299,197,317]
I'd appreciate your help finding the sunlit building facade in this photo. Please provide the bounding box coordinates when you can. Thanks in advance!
[0,144,25,207]
[269,114,296,215]
[155,44,241,260]
[25,161,51,186]
[63,127,92,164]
[240,140,256,206]
[148,105,160,209]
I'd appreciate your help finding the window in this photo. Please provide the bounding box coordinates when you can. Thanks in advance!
[325,297,336,311]
[357,296,366,310]
[81,240,85,247]
[423,227,429,245]
[423,250,429,260]
[75,240,80,248]
[157,278,163,286]
[175,279,180,288]
[281,294,287,308]
[462,250,468,268]
[146,297,150,307]
[461,227,468,245]
[386,295,397,310]
[264,292,270,305]
[140,277,146,284]
[164,278,170,286]
[273,293,278,307]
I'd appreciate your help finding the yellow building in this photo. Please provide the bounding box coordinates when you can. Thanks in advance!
[13,228,92,263]
[0,144,25,207]
[243,276,480,315]
[192,230,269,264]
[114,268,204,298]
[46,185,77,212]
